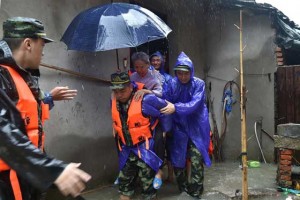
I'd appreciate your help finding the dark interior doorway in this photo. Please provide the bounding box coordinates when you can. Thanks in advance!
[129,1,170,73]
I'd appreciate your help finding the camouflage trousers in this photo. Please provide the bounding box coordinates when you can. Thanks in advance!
[173,141,204,199]
[118,153,156,200]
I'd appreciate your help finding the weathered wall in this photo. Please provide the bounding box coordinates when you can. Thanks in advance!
[0,0,278,197]
[140,2,277,162]
[0,0,208,195]
[205,8,276,162]
[0,0,129,190]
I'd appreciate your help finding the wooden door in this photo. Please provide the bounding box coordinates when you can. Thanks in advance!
[276,66,300,126]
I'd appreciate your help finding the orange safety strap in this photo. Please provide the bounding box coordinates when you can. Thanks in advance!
[151,119,159,131]
[137,144,141,158]
[10,170,22,200]
[118,139,122,152]
[208,131,214,155]
[145,137,149,150]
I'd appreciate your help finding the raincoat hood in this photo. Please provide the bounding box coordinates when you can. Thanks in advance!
[150,51,165,73]
[174,51,194,77]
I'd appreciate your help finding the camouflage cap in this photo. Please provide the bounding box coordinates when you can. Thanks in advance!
[174,65,190,72]
[3,17,54,43]
[110,72,131,90]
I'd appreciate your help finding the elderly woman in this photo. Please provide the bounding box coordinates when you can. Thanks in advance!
[130,52,165,190]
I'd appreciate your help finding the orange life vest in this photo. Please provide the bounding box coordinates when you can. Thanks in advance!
[0,64,49,177]
[136,82,144,90]
[112,97,152,146]
[111,82,158,145]
[0,65,50,200]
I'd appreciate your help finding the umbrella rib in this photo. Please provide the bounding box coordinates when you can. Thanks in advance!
[62,2,172,51]
[96,5,113,50]
[117,5,136,47]
[141,11,169,37]
[67,6,104,51]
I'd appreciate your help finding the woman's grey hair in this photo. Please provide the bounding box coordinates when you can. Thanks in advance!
[131,52,150,64]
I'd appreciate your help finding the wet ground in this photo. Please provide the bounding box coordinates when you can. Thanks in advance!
[81,162,299,200]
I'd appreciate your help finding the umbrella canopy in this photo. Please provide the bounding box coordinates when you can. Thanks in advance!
[61,2,172,52]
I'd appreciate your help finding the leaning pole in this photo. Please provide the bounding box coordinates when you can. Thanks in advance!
[239,10,248,200]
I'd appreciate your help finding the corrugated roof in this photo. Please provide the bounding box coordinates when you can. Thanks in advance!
[214,0,300,52]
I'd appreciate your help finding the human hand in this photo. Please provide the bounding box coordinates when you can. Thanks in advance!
[54,163,91,197]
[160,100,175,114]
[50,86,77,101]
[133,89,151,101]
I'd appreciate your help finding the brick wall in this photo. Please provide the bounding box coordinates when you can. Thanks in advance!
[277,148,293,187]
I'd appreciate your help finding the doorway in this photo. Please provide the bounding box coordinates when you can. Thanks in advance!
[129,0,170,73]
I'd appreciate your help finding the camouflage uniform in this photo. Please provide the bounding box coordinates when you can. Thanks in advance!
[116,97,157,200]
[111,72,171,200]
[119,153,156,200]
[173,141,204,199]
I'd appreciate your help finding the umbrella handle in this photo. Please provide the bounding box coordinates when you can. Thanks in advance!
[116,49,120,70]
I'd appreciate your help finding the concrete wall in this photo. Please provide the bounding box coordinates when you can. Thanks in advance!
[205,8,277,162]
[140,0,207,78]
[0,0,129,189]
[140,2,277,162]
[0,0,278,195]
[0,0,207,190]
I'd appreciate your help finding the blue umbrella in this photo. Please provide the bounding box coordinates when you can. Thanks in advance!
[61,2,172,52]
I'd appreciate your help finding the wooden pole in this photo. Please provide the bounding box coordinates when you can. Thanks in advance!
[239,10,248,200]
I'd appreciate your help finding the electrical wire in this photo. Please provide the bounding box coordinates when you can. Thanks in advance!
[254,121,267,164]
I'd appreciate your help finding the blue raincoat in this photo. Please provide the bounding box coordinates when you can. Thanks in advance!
[163,52,211,168]
[116,82,172,172]
[150,51,172,90]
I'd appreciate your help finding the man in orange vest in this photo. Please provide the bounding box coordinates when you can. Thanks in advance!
[0,17,91,200]
[110,72,171,200]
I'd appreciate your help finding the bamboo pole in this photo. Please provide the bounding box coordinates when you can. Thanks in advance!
[40,62,110,84]
[239,10,248,200]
